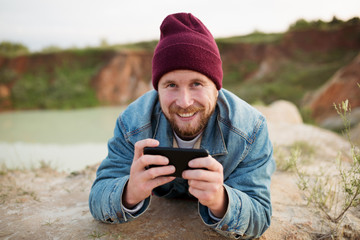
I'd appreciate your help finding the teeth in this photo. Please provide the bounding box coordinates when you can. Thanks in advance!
[179,112,195,118]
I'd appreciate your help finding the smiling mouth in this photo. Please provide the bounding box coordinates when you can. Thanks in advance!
[177,112,196,118]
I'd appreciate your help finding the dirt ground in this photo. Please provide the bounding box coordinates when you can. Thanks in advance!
[1,105,360,239]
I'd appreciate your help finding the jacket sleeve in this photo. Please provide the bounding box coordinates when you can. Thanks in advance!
[88,117,151,223]
[198,119,275,239]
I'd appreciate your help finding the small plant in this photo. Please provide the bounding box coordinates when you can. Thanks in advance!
[39,160,56,171]
[0,163,8,176]
[0,192,8,204]
[292,96,360,238]
[274,145,298,172]
[42,218,59,226]
[333,100,360,221]
[17,187,40,202]
[274,141,314,172]
[88,230,107,239]
[292,141,315,158]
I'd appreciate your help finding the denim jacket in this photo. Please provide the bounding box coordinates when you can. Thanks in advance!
[89,89,275,239]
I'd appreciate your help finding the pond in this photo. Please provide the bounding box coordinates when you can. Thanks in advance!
[0,106,125,172]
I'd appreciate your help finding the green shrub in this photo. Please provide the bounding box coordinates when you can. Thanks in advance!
[216,31,283,46]
[11,62,99,109]
[288,16,353,31]
[0,41,29,57]
[0,68,18,84]
[274,141,314,172]
[292,97,360,239]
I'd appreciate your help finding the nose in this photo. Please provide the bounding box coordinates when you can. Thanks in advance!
[176,88,194,108]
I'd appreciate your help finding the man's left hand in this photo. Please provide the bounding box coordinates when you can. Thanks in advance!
[182,156,228,218]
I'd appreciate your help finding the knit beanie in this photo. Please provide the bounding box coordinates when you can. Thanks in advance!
[152,13,223,90]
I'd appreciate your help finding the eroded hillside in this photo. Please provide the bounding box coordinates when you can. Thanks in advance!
[0,20,359,126]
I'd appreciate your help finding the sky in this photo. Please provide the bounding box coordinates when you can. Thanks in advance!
[0,0,359,52]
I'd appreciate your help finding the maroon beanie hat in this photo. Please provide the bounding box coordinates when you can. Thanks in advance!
[152,13,223,90]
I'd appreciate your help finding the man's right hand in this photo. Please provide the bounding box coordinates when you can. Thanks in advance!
[122,139,176,209]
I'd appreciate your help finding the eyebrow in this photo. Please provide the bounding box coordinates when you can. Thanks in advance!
[159,79,175,87]
[191,78,207,84]
[161,78,207,85]
[159,76,211,89]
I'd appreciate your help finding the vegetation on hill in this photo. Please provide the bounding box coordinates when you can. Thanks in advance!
[0,41,29,57]
[0,49,114,109]
[289,16,360,31]
[224,49,357,102]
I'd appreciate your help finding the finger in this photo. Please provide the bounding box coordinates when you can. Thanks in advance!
[188,156,223,172]
[145,165,176,179]
[188,179,222,192]
[183,168,222,182]
[188,186,212,202]
[138,154,169,169]
[133,139,159,161]
[147,176,176,190]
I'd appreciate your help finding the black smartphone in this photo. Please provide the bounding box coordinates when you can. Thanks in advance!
[143,147,209,178]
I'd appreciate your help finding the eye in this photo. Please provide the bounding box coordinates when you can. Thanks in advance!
[168,83,176,88]
[193,82,202,87]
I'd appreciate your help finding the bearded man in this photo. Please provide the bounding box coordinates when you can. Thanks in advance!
[89,12,275,239]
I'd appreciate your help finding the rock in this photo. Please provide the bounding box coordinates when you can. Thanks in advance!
[320,107,360,131]
[255,100,303,125]
[91,51,153,105]
[307,52,360,123]
[350,122,360,145]
[0,84,11,109]
[0,84,10,98]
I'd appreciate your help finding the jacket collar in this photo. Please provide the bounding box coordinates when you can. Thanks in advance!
[200,106,228,157]
[152,100,175,148]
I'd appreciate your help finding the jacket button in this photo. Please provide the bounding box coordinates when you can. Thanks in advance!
[221,224,229,231]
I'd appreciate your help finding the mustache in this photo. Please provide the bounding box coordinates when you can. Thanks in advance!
[169,104,205,114]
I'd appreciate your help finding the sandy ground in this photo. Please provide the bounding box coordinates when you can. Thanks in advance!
[1,104,360,239]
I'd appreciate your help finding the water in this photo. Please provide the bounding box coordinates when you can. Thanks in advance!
[0,106,125,172]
